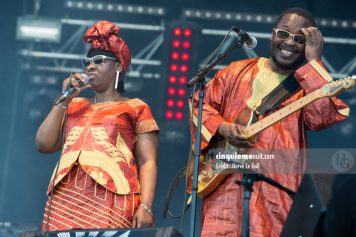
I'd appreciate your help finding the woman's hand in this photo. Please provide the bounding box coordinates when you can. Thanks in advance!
[132,205,154,228]
[60,73,91,105]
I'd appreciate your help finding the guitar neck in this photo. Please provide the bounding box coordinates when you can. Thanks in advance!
[245,88,322,138]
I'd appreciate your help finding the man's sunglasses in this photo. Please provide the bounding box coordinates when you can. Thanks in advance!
[82,55,117,67]
[273,28,306,45]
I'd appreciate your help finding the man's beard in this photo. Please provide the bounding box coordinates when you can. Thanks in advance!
[269,43,306,71]
[271,53,306,71]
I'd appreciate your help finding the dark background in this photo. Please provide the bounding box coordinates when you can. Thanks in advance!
[0,0,355,236]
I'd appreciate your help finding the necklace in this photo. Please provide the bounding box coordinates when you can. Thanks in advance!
[94,94,121,104]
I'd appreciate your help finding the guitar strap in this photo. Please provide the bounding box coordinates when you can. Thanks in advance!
[255,73,300,115]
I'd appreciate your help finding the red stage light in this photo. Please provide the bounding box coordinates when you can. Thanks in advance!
[182,41,191,49]
[184,29,192,37]
[169,75,177,83]
[168,87,176,95]
[181,53,189,61]
[175,111,184,120]
[173,28,182,36]
[179,76,187,84]
[166,111,173,119]
[167,99,175,107]
[180,65,188,73]
[177,88,186,96]
[172,40,180,48]
[176,100,184,108]
[170,64,178,72]
[171,52,179,60]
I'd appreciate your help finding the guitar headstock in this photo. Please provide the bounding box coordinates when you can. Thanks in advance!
[322,75,356,97]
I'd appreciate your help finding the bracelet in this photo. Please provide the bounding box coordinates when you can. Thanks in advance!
[56,103,67,110]
[139,204,154,216]
[54,93,65,105]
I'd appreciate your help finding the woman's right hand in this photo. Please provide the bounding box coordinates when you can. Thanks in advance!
[60,73,91,104]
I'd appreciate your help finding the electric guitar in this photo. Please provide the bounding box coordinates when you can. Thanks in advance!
[187,76,355,198]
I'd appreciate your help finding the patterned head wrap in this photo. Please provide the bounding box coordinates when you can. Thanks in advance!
[83,20,131,77]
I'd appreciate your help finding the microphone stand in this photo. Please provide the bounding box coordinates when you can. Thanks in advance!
[235,172,296,237]
[187,40,244,237]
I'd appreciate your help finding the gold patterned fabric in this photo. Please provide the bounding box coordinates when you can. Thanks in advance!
[42,165,140,231]
[246,58,288,111]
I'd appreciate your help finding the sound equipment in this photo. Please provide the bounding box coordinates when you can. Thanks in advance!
[0,222,38,237]
[281,174,335,237]
[20,227,183,237]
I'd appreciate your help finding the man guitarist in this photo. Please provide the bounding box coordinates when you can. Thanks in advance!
[190,7,350,237]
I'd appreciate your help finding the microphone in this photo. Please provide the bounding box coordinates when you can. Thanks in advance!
[56,73,89,104]
[232,27,258,49]
[200,28,241,68]
[187,28,240,87]
[188,26,258,87]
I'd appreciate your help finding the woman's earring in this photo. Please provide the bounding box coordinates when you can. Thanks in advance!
[115,69,120,89]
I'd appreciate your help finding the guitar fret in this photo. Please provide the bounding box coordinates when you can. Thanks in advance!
[246,76,356,138]
[246,89,320,138]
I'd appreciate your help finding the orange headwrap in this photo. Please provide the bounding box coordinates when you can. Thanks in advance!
[83,20,131,77]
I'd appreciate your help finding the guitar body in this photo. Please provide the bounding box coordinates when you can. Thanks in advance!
[187,108,255,197]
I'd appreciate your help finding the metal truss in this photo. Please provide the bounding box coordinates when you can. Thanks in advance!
[17,12,356,80]
[65,1,166,16]
[19,18,165,80]
[183,9,356,30]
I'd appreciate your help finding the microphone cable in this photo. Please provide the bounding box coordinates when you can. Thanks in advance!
[44,79,73,236]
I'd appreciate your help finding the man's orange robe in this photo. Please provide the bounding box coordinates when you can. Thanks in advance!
[191,57,349,237]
